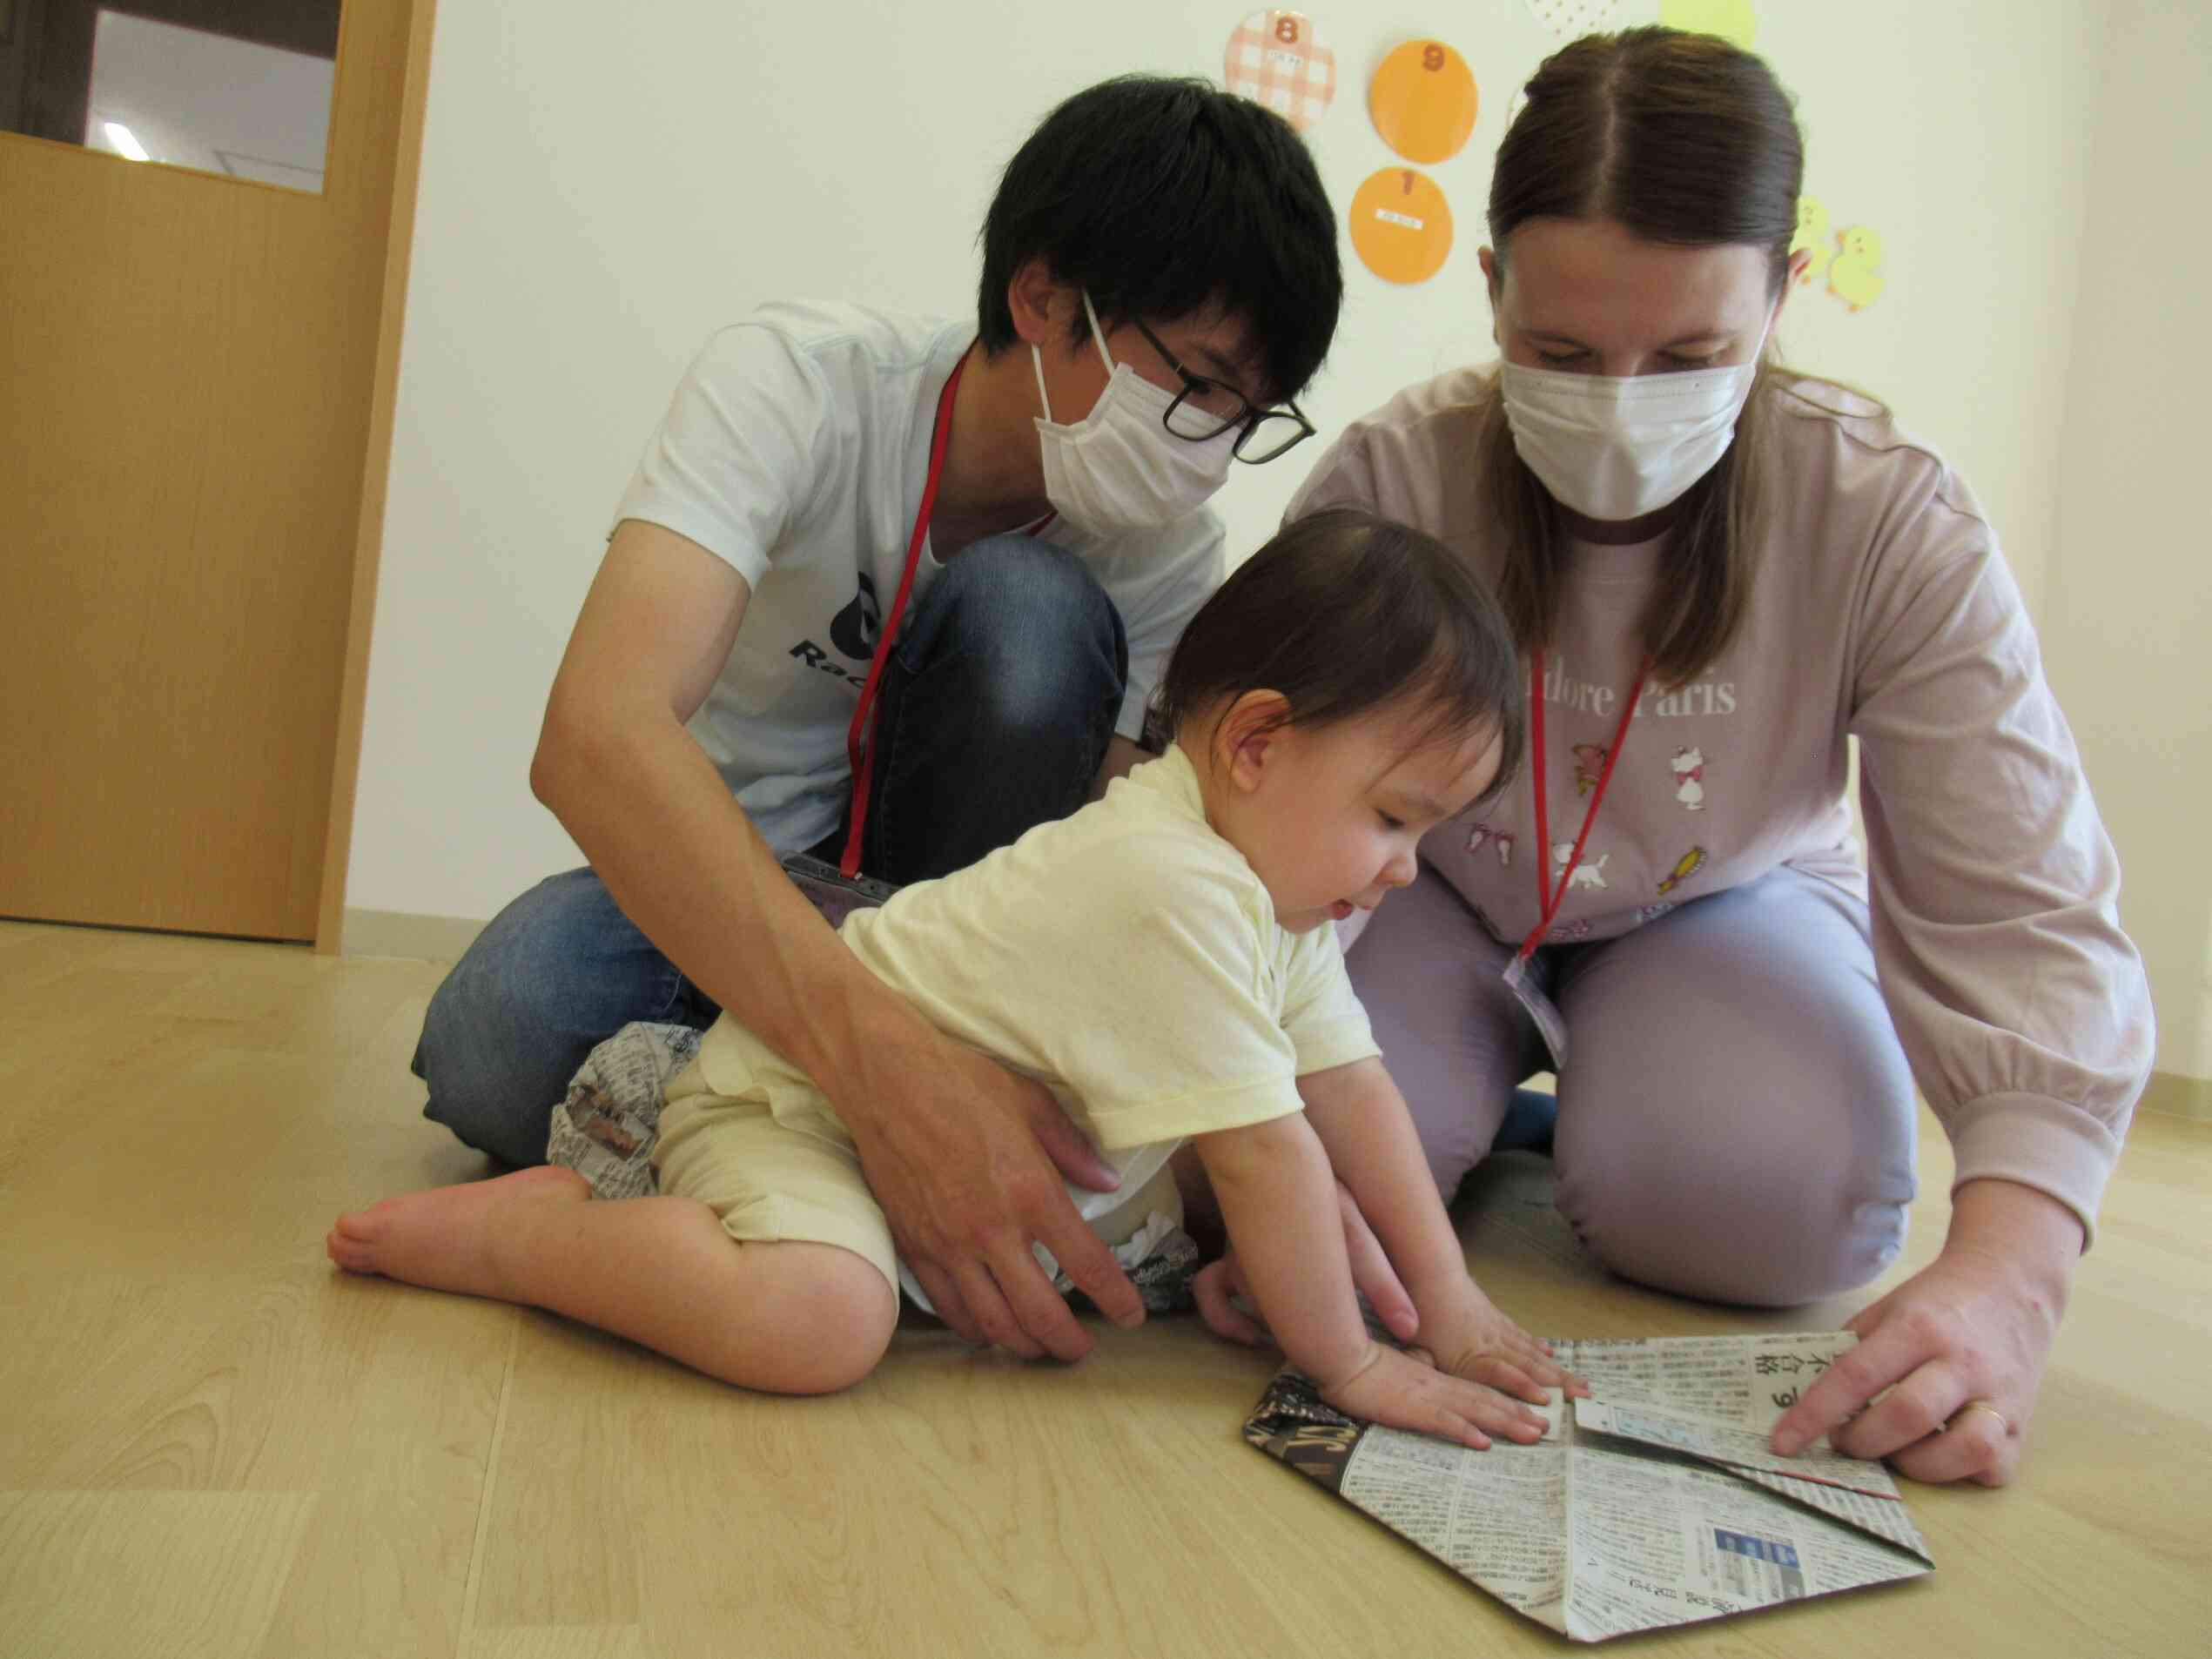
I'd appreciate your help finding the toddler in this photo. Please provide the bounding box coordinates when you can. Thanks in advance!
[331,509,1577,1445]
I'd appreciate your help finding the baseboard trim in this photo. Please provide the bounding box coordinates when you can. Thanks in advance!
[2143,1069,2212,1123]
[341,908,484,963]
[324,924,2212,1120]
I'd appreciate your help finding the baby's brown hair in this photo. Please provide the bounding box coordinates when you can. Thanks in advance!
[1153,509,1524,801]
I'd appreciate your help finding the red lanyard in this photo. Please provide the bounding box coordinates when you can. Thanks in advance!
[839,349,969,876]
[1517,649,1648,960]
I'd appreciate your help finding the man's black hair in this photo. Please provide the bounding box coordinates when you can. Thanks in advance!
[977,77,1342,406]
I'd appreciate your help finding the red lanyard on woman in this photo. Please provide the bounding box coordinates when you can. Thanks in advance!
[1516,649,1649,960]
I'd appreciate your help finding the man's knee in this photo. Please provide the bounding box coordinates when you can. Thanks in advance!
[412,870,696,1168]
[932,534,1113,625]
[916,538,1125,729]
[414,957,566,1167]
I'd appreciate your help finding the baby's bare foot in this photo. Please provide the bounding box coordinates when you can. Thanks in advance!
[328,1165,589,1300]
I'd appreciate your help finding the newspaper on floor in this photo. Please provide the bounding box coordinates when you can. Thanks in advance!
[1243,1332,1933,1642]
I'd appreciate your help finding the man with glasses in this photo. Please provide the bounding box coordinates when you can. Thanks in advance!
[411,76,1342,1360]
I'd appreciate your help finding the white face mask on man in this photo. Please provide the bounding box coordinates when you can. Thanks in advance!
[1498,340,1766,522]
[1032,292,1236,538]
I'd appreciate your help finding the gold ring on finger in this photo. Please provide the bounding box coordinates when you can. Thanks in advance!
[1946,1399,2010,1436]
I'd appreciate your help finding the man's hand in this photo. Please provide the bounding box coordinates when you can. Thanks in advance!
[1771,1179,2080,1486]
[844,1038,1143,1361]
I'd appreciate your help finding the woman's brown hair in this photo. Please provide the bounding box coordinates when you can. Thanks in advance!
[1483,26,1806,688]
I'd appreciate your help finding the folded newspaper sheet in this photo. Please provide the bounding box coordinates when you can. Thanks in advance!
[1243,1332,1933,1642]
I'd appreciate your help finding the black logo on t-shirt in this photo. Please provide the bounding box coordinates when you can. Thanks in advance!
[829,572,881,662]
[788,572,880,690]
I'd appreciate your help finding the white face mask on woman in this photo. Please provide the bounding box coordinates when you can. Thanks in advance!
[1032,292,1236,538]
[1498,346,1765,522]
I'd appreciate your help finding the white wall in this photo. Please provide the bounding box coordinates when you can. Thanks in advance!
[351,0,2103,925]
[2041,0,2212,1085]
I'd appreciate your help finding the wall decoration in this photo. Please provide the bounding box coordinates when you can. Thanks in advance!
[1223,10,1337,132]
[1791,196,1832,285]
[1658,0,1758,49]
[1523,0,1622,38]
[1349,167,1455,285]
[1368,39,1477,165]
[1828,225,1886,311]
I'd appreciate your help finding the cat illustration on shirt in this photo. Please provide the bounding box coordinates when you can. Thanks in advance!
[1553,842,1609,892]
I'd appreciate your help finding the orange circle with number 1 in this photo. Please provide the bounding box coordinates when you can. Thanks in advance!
[1349,168,1454,285]
[1369,39,1477,164]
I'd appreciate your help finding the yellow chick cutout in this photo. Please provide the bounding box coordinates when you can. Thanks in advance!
[1793,197,1886,312]
[1828,225,1885,311]
[1658,0,1757,50]
[1791,196,1832,285]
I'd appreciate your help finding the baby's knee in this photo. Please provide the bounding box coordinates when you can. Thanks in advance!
[755,1247,899,1396]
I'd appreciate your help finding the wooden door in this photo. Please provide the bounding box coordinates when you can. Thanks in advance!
[0,0,418,941]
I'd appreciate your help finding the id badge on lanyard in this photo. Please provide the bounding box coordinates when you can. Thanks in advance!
[1505,650,1647,1069]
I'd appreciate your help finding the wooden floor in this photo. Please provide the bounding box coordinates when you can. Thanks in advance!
[0,918,2205,1657]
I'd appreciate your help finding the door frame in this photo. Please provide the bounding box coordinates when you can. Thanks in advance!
[313,0,436,953]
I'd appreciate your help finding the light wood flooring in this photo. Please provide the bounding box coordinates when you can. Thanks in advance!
[0,918,2205,1656]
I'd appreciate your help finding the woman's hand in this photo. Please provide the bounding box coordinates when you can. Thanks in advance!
[1318,1342,1554,1450]
[1771,1179,2080,1485]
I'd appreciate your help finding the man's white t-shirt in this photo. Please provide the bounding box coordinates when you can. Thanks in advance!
[611,301,1227,856]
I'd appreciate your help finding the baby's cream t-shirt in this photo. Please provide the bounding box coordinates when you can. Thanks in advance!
[695,743,1382,1241]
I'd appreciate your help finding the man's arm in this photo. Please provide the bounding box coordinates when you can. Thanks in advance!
[532,520,1141,1357]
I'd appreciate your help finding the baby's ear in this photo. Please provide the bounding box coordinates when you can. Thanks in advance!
[1216,690,1294,791]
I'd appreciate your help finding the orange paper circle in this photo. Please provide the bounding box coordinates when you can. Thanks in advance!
[1368,39,1477,165]
[1349,168,1454,285]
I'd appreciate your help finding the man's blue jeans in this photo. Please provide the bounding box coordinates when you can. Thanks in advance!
[412,535,1129,1165]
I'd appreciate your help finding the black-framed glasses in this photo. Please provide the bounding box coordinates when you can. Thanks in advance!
[1130,318,1315,465]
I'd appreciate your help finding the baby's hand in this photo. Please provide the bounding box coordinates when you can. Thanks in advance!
[1318,1342,1553,1450]
[1422,1283,1589,1403]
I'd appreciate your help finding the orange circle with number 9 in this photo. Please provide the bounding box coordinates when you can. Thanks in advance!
[1349,168,1455,285]
[1368,39,1477,165]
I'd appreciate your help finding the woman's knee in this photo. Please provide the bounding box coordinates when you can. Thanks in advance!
[1555,1051,1917,1306]
[1557,1140,1911,1306]
[1551,872,1918,1305]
